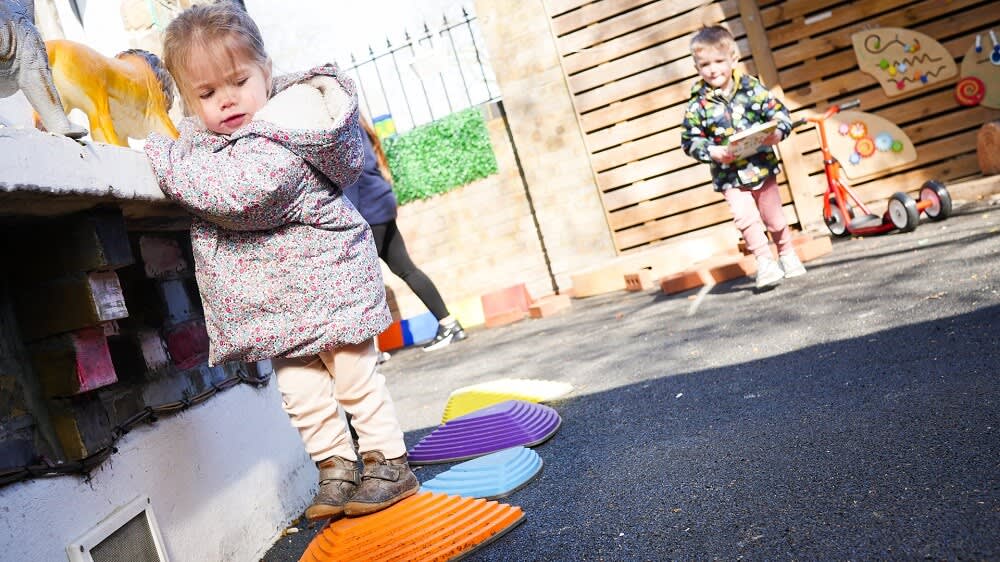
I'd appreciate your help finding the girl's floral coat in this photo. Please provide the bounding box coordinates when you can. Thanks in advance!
[680,70,792,192]
[145,65,390,365]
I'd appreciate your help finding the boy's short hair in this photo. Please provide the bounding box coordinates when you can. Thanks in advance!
[690,25,738,57]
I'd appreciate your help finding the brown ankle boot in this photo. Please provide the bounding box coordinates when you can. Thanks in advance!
[305,455,360,521]
[343,451,419,517]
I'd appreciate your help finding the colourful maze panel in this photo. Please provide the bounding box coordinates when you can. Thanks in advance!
[409,400,562,465]
[300,492,525,562]
[420,446,543,499]
[441,378,574,423]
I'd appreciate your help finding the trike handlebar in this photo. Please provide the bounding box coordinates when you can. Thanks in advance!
[791,99,862,130]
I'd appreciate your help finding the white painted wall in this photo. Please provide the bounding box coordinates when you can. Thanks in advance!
[0,367,317,562]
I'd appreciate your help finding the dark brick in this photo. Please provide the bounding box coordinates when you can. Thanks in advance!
[14,271,129,340]
[7,209,133,280]
[48,394,112,460]
[28,327,118,397]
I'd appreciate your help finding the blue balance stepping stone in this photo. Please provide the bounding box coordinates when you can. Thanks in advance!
[420,446,543,499]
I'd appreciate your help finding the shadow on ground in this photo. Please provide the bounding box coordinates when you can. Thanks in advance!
[267,305,999,561]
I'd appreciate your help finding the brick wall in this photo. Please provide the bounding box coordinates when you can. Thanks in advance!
[475,0,618,289]
[384,110,555,319]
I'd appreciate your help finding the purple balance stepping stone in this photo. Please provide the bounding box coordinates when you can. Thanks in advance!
[408,400,561,465]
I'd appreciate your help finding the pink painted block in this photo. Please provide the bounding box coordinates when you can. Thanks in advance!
[71,327,118,393]
[480,283,531,325]
[164,320,210,370]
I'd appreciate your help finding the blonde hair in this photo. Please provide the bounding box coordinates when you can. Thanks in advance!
[359,116,394,184]
[162,2,271,112]
[690,25,738,58]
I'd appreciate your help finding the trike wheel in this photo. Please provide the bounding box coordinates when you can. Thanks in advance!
[825,196,851,237]
[888,192,919,232]
[919,180,952,221]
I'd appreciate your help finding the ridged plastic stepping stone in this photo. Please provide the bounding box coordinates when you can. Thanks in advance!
[409,400,561,465]
[441,378,573,423]
[420,446,543,499]
[300,492,524,562]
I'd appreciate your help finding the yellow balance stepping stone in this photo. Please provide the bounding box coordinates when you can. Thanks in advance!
[441,378,573,423]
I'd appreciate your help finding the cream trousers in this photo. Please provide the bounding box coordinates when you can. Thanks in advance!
[271,339,405,462]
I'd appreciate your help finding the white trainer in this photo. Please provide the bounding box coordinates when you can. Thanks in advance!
[779,253,807,278]
[755,256,784,290]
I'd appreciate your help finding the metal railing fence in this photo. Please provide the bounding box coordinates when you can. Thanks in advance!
[340,7,500,135]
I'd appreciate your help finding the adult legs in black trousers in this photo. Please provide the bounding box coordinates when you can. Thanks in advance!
[370,221,465,350]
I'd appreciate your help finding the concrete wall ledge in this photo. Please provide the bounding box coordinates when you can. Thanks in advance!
[0,128,178,220]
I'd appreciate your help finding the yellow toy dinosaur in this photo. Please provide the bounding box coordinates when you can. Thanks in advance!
[44,39,178,145]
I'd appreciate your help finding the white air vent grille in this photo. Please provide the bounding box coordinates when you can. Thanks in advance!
[67,496,169,562]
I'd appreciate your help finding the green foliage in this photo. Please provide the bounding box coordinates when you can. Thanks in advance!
[383,107,499,205]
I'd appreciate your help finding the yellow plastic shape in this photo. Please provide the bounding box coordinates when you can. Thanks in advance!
[442,378,573,423]
[450,295,486,328]
[300,492,525,562]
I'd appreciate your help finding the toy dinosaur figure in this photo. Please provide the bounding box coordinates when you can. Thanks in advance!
[45,39,179,145]
[0,0,87,138]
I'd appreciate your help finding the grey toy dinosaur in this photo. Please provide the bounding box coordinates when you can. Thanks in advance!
[0,0,86,138]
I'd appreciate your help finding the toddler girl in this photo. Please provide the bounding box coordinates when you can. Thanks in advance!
[144,3,417,520]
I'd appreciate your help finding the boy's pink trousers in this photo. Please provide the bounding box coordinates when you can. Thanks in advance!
[722,176,794,259]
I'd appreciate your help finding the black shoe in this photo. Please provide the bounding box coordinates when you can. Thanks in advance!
[422,320,466,351]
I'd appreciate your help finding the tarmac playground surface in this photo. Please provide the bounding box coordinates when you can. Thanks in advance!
[265,196,999,560]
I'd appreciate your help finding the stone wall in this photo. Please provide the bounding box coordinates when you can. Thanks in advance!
[473,0,617,290]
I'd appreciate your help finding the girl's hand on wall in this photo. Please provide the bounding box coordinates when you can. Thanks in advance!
[709,145,735,164]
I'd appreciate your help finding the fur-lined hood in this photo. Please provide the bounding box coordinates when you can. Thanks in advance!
[175,63,364,190]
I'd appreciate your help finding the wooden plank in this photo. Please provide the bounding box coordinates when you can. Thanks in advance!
[610,186,722,230]
[771,0,990,69]
[615,202,734,249]
[766,0,917,49]
[579,78,697,132]
[572,38,750,111]
[551,0,661,37]
[557,0,733,55]
[578,59,760,130]
[616,200,800,250]
[586,105,685,153]
[758,0,858,29]
[570,33,698,93]
[562,2,740,74]
[603,165,712,210]
[545,0,598,19]
[609,180,794,229]
[775,2,994,86]
[591,127,677,172]
[904,107,999,145]
[598,146,697,191]
[571,33,750,94]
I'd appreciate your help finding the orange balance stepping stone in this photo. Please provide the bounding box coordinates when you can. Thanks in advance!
[300,492,525,562]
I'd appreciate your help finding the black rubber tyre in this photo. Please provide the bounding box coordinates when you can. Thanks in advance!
[825,196,851,237]
[919,180,952,221]
[888,192,919,232]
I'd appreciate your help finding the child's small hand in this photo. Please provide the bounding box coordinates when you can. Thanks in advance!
[709,145,735,164]
[762,130,784,146]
